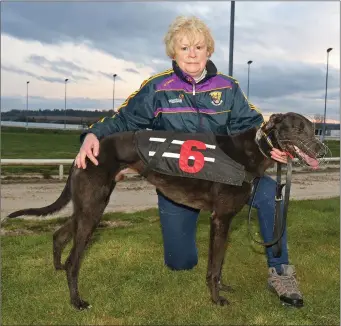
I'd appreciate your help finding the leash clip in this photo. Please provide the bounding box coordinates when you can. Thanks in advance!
[275,183,286,202]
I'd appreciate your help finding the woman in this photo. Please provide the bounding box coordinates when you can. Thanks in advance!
[75,16,303,308]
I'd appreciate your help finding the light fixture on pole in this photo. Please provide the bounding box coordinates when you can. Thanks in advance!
[26,81,30,130]
[321,47,333,142]
[247,60,253,100]
[113,74,117,112]
[64,78,69,130]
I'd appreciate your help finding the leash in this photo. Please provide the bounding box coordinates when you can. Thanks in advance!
[250,128,294,256]
[247,159,292,255]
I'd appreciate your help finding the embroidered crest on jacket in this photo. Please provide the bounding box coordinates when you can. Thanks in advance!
[209,91,223,106]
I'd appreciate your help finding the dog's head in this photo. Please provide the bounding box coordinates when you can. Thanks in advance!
[258,112,329,169]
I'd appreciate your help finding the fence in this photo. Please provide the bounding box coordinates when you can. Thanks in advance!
[1,159,73,180]
[1,158,340,180]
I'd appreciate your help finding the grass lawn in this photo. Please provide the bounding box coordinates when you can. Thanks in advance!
[1,127,81,176]
[1,127,81,158]
[1,198,339,325]
[325,139,340,157]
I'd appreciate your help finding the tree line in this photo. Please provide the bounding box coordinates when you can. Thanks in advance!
[2,109,114,118]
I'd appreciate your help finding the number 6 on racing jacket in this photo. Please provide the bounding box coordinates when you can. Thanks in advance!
[136,130,254,185]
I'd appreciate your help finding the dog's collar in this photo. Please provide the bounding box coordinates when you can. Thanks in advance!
[255,128,274,159]
[255,128,295,160]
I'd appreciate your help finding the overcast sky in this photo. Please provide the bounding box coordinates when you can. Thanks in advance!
[1,1,340,121]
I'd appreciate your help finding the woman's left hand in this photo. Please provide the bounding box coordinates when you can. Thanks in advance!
[270,148,288,163]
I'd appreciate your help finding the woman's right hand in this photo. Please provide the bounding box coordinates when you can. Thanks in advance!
[75,133,99,169]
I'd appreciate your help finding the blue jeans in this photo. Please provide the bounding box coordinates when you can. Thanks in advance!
[157,175,289,273]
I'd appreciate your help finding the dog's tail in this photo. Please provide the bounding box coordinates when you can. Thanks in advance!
[7,163,74,218]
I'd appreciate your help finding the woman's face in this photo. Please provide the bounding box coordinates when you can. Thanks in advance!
[173,33,209,78]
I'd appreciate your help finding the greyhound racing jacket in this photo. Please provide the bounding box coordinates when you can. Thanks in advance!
[80,60,264,142]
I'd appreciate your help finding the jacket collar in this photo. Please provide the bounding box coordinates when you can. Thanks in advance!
[172,59,217,85]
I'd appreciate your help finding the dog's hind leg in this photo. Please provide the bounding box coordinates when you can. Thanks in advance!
[206,211,234,306]
[64,179,115,310]
[52,180,116,273]
[53,218,73,270]
[53,181,115,273]
[64,210,102,310]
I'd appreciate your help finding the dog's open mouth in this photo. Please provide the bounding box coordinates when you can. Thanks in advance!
[278,138,327,170]
[293,145,319,169]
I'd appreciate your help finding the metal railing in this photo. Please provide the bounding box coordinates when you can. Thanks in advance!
[1,159,74,180]
[1,158,340,180]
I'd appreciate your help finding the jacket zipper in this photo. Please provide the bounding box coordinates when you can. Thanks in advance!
[191,82,201,131]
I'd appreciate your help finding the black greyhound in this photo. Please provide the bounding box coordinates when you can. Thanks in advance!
[8,112,326,310]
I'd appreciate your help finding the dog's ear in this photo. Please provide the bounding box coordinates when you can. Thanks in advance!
[263,113,284,132]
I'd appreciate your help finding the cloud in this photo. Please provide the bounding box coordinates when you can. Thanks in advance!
[1,35,156,100]
[27,54,93,75]
[97,71,124,82]
[235,61,339,99]
[2,2,339,68]
[1,95,126,112]
[1,2,175,63]
[125,68,140,74]
[254,94,340,122]
[1,64,84,83]
[26,54,125,82]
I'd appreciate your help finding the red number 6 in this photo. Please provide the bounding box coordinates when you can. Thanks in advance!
[179,140,206,173]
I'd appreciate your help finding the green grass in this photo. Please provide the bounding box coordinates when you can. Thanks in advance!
[1,198,339,325]
[1,127,80,175]
[324,140,340,157]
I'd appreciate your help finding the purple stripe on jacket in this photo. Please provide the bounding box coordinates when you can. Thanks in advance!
[200,75,234,90]
[156,74,234,92]
[156,75,192,92]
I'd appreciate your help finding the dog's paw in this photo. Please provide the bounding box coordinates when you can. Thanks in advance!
[72,299,91,311]
[212,296,230,307]
[218,296,230,307]
[54,264,65,271]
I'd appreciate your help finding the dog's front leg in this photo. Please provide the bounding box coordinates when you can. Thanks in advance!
[206,211,234,306]
[217,258,234,293]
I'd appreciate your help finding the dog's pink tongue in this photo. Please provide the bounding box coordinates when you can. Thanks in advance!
[294,146,319,169]
[302,153,319,169]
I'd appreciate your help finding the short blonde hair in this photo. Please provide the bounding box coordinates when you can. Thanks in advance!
[164,16,215,59]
